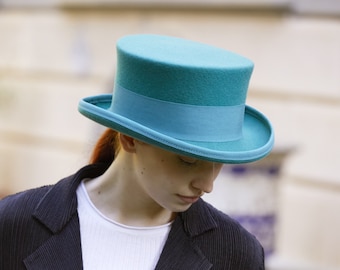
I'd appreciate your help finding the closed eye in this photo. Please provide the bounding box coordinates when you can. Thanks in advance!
[178,155,198,166]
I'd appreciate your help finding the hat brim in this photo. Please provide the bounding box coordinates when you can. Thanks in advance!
[79,94,274,164]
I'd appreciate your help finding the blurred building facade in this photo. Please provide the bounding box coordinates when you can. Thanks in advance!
[0,0,340,269]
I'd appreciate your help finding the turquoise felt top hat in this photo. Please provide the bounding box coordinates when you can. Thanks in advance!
[79,34,274,163]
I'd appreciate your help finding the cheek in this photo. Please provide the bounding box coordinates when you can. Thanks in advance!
[138,159,175,186]
[146,163,188,192]
[214,164,223,177]
[137,152,191,188]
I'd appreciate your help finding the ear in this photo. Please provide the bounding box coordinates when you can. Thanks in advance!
[119,134,137,153]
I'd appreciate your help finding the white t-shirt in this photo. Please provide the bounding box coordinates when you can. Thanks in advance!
[76,181,172,270]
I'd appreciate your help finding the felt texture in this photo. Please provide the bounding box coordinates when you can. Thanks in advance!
[78,34,274,163]
[115,35,253,106]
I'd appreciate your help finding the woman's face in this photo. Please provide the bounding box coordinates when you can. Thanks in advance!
[132,142,223,213]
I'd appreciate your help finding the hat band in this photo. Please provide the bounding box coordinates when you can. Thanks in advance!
[110,84,244,142]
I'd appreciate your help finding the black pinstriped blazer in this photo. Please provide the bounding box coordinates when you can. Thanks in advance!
[0,164,264,270]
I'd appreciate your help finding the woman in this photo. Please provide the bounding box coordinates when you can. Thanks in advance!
[0,34,274,269]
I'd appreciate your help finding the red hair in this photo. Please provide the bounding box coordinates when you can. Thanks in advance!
[89,129,120,165]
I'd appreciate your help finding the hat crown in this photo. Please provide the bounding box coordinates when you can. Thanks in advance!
[78,34,274,163]
[114,34,254,106]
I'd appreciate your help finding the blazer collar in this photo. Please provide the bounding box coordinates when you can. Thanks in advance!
[23,215,83,270]
[155,199,218,270]
[24,164,109,270]
[32,163,109,233]
[181,198,218,237]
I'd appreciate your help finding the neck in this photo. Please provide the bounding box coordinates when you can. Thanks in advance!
[85,155,176,227]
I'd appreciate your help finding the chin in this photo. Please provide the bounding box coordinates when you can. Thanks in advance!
[168,203,193,213]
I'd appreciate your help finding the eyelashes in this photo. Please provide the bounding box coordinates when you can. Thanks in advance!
[178,155,198,166]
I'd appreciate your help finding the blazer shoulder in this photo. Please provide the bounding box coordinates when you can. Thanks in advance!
[203,201,243,227]
[203,200,259,242]
[196,200,265,269]
[0,185,52,226]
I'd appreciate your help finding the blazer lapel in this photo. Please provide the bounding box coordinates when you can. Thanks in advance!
[155,216,212,270]
[23,164,108,270]
[23,215,83,270]
[155,200,217,270]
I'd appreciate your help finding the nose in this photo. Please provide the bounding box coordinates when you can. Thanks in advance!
[191,162,222,194]
[191,177,214,194]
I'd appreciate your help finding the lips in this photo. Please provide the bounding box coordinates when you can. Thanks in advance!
[177,195,200,204]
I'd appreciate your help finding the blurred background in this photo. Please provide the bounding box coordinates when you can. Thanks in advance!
[0,0,339,269]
